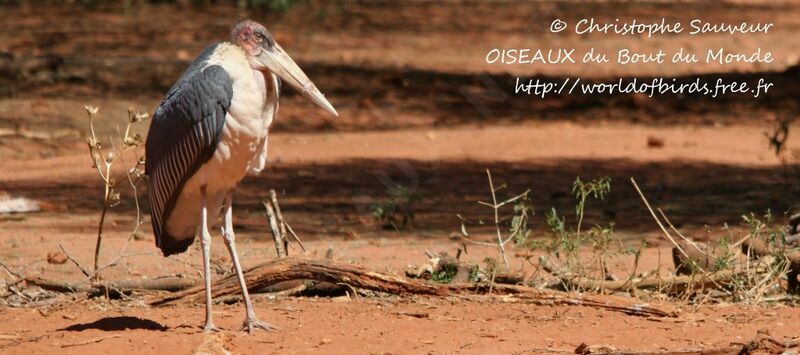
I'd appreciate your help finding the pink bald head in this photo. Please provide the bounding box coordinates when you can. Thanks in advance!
[231,20,275,56]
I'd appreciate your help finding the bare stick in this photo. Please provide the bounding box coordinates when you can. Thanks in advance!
[60,335,120,348]
[486,170,510,269]
[92,162,112,276]
[459,236,501,247]
[26,275,197,293]
[631,178,731,295]
[263,201,286,258]
[90,250,156,280]
[0,260,21,281]
[657,208,704,252]
[269,190,289,255]
[630,178,690,260]
[283,222,307,253]
[59,244,90,278]
[85,106,111,276]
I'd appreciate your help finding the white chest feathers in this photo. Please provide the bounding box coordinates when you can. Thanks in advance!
[207,44,280,179]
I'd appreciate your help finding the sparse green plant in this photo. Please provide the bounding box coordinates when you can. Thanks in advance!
[468,264,481,283]
[509,193,534,246]
[520,176,630,294]
[711,237,736,272]
[573,176,611,236]
[431,263,458,284]
[454,171,800,304]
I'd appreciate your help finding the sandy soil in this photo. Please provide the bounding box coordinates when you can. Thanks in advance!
[2,299,800,355]
[2,1,800,354]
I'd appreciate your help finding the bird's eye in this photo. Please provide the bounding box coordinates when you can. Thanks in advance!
[254,32,265,42]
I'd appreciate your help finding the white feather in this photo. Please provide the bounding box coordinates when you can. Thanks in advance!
[166,43,279,238]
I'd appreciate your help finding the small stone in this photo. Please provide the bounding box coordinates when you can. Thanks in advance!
[46,252,67,265]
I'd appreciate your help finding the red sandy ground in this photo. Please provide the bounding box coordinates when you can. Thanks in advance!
[2,122,800,354]
[2,2,800,354]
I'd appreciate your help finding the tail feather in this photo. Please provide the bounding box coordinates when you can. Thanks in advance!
[151,217,195,256]
[159,232,195,256]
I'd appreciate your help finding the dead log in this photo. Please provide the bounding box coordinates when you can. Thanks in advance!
[540,255,734,295]
[25,276,197,294]
[447,283,675,317]
[149,256,676,318]
[151,256,444,306]
[571,333,800,354]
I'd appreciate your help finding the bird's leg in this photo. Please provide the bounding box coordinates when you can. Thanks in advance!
[199,191,218,333]
[221,194,278,333]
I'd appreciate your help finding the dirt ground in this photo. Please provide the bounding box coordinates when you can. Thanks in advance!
[2,1,800,354]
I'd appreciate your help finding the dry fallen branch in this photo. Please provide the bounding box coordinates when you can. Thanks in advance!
[151,256,442,305]
[24,276,197,294]
[149,256,676,318]
[540,256,735,295]
[263,197,287,258]
[60,335,121,348]
[571,333,800,355]
[449,283,675,317]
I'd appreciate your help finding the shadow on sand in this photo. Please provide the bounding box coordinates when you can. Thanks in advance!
[60,316,168,332]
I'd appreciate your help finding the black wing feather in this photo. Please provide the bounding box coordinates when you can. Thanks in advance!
[146,45,233,256]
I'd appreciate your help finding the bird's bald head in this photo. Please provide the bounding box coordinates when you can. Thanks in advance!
[229,19,339,117]
[232,20,276,57]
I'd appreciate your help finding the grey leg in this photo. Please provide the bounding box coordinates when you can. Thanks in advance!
[221,194,277,333]
[200,190,218,332]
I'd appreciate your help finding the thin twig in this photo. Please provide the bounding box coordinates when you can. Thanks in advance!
[459,235,500,247]
[269,190,288,252]
[630,178,690,261]
[631,178,731,297]
[283,222,306,253]
[92,157,112,276]
[657,208,705,254]
[263,201,286,258]
[487,169,510,269]
[60,335,121,348]
[58,244,90,278]
[0,260,21,281]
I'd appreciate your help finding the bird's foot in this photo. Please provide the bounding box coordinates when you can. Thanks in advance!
[203,322,220,333]
[241,316,278,334]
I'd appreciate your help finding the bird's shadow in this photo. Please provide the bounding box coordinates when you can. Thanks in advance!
[60,316,168,332]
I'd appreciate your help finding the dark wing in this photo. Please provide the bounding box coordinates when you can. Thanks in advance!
[146,48,233,256]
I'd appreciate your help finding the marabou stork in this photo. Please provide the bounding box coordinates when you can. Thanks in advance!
[145,20,337,332]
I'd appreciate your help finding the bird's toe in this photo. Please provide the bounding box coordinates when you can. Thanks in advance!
[241,317,278,334]
[203,322,220,333]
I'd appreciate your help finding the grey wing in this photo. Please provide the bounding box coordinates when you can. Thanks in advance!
[145,64,233,255]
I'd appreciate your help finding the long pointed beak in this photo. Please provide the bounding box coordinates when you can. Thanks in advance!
[256,43,338,117]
